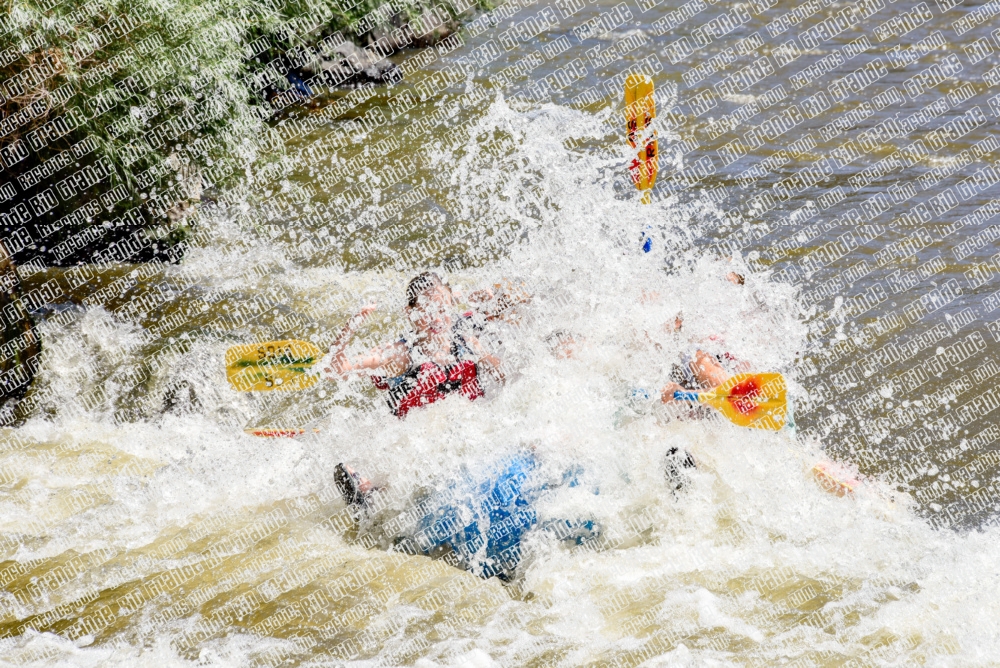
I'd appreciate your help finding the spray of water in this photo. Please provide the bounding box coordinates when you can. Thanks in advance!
[1,95,998,666]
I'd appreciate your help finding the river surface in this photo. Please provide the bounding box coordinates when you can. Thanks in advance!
[3,0,1000,664]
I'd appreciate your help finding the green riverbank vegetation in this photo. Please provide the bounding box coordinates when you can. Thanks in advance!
[0,0,481,269]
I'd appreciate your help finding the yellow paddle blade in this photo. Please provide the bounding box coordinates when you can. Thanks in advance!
[624,74,659,202]
[698,373,787,431]
[225,339,323,392]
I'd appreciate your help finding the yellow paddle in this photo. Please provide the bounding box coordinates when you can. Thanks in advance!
[224,284,529,396]
[672,373,788,431]
[624,73,659,205]
[225,339,322,392]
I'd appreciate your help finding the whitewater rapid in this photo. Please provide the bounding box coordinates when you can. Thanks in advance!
[2,96,999,666]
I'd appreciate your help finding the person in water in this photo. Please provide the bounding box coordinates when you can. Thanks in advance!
[323,272,504,418]
[335,452,600,582]
[657,269,751,406]
[630,271,748,487]
[332,314,599,582]
[659,300,794,432]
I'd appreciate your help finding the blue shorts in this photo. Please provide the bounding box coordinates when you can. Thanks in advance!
[399,452,599,579]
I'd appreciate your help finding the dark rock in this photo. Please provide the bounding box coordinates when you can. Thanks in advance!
[0,237,41,420]
[302,32,402,88]
[7,151,200,268]
[300,14,462,90]
[366,10,461,50]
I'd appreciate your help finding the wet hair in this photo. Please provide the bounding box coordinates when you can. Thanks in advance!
[545,330,582,358]
[405,272,449,308]
[545,330,574,346]
[545,330,580,352]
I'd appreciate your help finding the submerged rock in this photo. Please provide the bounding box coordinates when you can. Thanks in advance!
[0,238,41,419]
[297,16,461,90]
[301,32,403,88]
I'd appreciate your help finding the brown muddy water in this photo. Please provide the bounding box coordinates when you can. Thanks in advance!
[2,0,1000,664]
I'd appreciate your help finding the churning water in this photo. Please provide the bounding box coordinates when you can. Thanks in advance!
[4,0,1000,664]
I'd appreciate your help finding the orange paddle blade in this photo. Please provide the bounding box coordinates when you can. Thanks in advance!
[696,373,788,431]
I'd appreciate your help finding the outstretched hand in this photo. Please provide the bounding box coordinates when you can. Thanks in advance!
[327,350,353,379]
[326,304,378,379]
[661,381,684,403]
[466,288,495,304]
[344,304,378,335]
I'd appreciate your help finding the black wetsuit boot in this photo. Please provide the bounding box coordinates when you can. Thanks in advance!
[664,447,697,491]
[335,463,368,506]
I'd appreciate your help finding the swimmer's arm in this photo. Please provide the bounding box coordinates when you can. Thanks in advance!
[327,341,410,379]
[480,282,532,321]
[661,350,730,403]
[465,287,495,305]
[325,304,408,379]
[690,349,729,388]
[661,381,685,404]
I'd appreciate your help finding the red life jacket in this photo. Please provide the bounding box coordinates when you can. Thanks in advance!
[370,318,485,418]
[372,360,483,418]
